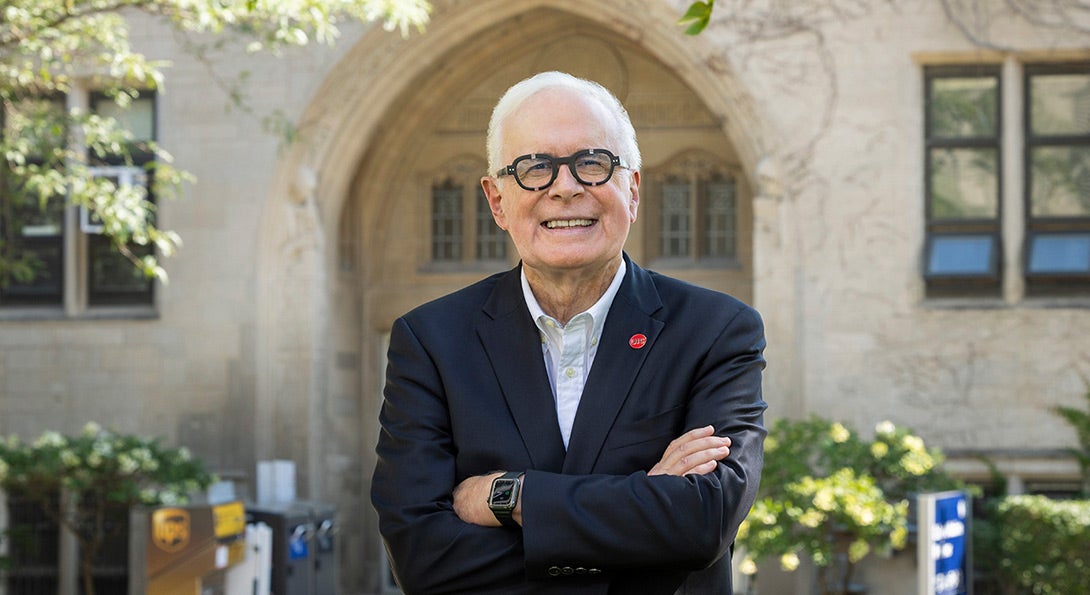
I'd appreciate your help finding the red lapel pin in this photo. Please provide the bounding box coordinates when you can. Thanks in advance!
[629,334,647,349]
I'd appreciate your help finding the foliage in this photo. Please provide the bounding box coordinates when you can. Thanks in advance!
[968,388,1090,594]
[0,0,430,287]
[1052,387,1090,497]
[982,495,1090,594]
[738,416,961,595]
[678,0,716,35]
[0,422,215,595]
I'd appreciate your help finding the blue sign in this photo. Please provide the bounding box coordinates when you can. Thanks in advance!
[289,532,310,560]
[918,491,971,595]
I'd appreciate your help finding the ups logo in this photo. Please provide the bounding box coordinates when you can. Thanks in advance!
[152,508,190,553]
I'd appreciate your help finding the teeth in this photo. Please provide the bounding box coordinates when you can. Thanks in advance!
[545,219,594,229]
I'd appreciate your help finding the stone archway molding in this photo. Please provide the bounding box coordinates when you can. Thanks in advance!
[253,0,781,500]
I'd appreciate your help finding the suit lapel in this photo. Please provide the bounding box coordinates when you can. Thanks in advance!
[477,267,567,473]
[562,258,664,474]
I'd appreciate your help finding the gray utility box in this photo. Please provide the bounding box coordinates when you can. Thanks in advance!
[246,501,337,595]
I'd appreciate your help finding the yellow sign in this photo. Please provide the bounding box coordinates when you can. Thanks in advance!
[212,501,246,539]
[151,508,190,553]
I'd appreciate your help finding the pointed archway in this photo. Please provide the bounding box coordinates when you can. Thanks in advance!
[254,1,783,590]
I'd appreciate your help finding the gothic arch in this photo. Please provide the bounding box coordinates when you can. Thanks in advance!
[253,1,779,589]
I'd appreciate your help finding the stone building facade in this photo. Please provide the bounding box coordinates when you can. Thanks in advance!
[1,1,1088,592]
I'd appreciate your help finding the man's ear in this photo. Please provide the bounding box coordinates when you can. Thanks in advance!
[481,176,507,230]
[627,170,640,222]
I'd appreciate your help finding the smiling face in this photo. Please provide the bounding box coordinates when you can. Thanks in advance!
[481,87,640,284]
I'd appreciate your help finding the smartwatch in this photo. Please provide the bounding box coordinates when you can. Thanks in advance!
[488,471,523,527]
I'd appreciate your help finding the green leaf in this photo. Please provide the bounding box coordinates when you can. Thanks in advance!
[684,19,710,36]
[677,0,714,36]
[679,0,713,22]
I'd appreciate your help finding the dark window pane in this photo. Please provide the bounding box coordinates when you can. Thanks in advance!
[1,175,65,306]
[9,190,65,236]
[1030,73,1090,136]
[87,236,153,305]
[1029,146,1090,217]
[704,180,736,258]
[4,493,61,567]
[92,96,155,142]
[927,235,996,276]
[1028,233,1090,274]
[475,187,505,261]
[930,76,998,138]
[431,183,462,261]
[4,97,67,157]
[0,238,63,304]
[661,182,690,258]
[84,166,154,305]
[929,147,999,219]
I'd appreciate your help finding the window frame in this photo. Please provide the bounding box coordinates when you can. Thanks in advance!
[922,64,1005,297]
[0,93,69,307]
[426,155,509,272]
[1022,62,1090,293]
[644,150,740,269]
[87,91,159,308]
[0,88,160,316]
[430,177,464,263]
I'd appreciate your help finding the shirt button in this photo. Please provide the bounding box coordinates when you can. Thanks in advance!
[591,337,598,346]
[545,319,556,328]
[564,367,576,378]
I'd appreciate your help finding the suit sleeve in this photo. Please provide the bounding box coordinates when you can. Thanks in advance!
[371,317,527,594]
[520,305,767,577]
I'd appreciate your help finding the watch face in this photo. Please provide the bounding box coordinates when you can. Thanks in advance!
[490,479,517,506]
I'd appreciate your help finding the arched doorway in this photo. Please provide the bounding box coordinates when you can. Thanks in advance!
[255,2,775,591]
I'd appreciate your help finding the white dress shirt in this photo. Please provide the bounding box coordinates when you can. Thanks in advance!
[521,260,626,449]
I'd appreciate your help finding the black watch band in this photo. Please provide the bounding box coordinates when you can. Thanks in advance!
[488,471,523,527]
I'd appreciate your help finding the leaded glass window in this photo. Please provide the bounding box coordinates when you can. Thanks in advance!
[648,151,737,265]
[429,156,507,268]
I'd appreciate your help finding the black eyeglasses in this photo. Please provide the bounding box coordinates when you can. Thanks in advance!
[495,148,630,191]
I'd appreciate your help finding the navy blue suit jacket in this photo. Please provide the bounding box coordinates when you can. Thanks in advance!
[371,255,767,594]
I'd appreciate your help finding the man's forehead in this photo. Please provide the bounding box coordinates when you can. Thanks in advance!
[503,89,615,152]
[513,86,607,117]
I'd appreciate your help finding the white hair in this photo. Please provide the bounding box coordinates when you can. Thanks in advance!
[485,71,642,176]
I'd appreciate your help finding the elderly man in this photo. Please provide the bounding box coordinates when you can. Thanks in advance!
[371,71,767,594]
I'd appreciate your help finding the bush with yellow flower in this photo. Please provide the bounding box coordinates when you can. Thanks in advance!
[738,416,961,595]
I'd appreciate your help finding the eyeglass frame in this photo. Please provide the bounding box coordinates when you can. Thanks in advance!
[494,148,631,191]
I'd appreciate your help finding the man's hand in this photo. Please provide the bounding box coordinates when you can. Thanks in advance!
[453,425,727,527]
[648,425,731,476]
[453,472,523,527]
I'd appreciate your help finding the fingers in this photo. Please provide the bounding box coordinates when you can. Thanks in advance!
[648,425,732,477]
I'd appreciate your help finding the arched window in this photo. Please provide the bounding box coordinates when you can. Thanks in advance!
[429,156,507,267]
[645,150,738,266]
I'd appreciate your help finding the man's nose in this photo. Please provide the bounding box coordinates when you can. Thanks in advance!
[549,164,583,198]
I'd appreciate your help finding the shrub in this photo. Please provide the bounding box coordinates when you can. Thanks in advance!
[1052,387,1090,497]
[738,416,962,595]
[988,495,1090,594]
[0,422,214,595]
